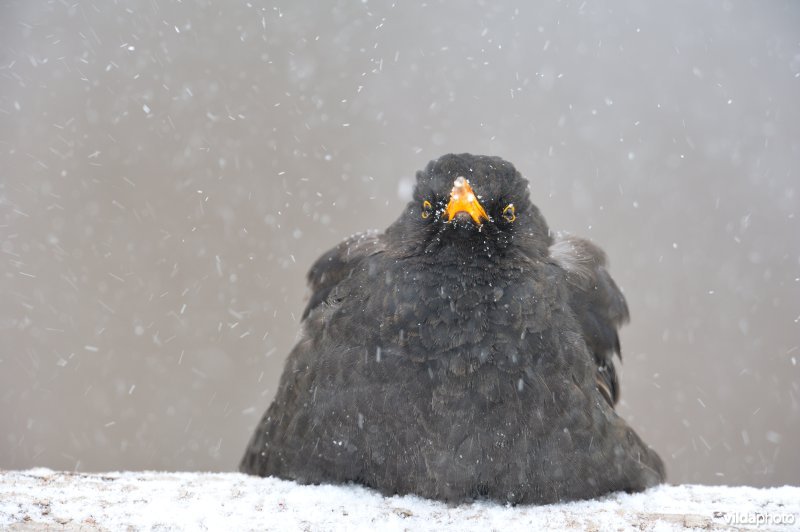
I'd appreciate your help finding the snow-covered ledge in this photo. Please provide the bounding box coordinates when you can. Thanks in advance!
[1,469,798,531]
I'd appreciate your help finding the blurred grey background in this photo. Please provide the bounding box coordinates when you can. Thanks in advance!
[1,0,798,488]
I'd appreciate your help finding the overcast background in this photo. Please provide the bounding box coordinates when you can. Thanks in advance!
[1,1,798,488]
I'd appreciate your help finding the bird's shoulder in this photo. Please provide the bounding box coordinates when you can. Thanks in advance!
[302,230,386,319]
[548,232,629,405]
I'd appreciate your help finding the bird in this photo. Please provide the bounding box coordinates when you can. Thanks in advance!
[240,153,665,505]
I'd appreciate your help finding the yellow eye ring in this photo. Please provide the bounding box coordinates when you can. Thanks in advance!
[502,203,516,222]
[421,200,433,219]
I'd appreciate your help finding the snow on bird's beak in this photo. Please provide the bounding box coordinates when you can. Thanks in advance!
[445,176,489,225]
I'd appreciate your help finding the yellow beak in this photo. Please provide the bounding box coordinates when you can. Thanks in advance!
[445,176,489,225]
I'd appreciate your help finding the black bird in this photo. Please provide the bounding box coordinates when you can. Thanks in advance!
[240,153,665,504]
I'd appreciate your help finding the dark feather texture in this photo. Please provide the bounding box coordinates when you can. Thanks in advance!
[241,153,665,504]
[550,234,629,405]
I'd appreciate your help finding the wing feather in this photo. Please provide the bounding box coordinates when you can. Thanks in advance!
[550,233,629,405]
[302,230,385,320]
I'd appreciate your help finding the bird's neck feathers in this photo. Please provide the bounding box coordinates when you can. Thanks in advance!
[395,240,530,292]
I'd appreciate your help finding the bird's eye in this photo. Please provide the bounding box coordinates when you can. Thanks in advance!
[421,200,433,219]
[502,203,516,222]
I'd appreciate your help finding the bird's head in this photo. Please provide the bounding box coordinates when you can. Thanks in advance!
[388,153,552,259]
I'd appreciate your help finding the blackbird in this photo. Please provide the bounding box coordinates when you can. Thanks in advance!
[240,153,665,504]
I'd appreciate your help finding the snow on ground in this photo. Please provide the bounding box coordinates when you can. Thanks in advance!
[1,469,798,531]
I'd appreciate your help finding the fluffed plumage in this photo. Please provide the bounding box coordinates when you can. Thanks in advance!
[241,153,664,504]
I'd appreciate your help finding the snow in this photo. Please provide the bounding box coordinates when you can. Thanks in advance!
[1,470,798,531]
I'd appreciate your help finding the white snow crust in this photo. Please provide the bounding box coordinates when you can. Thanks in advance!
[1,469,798,531]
